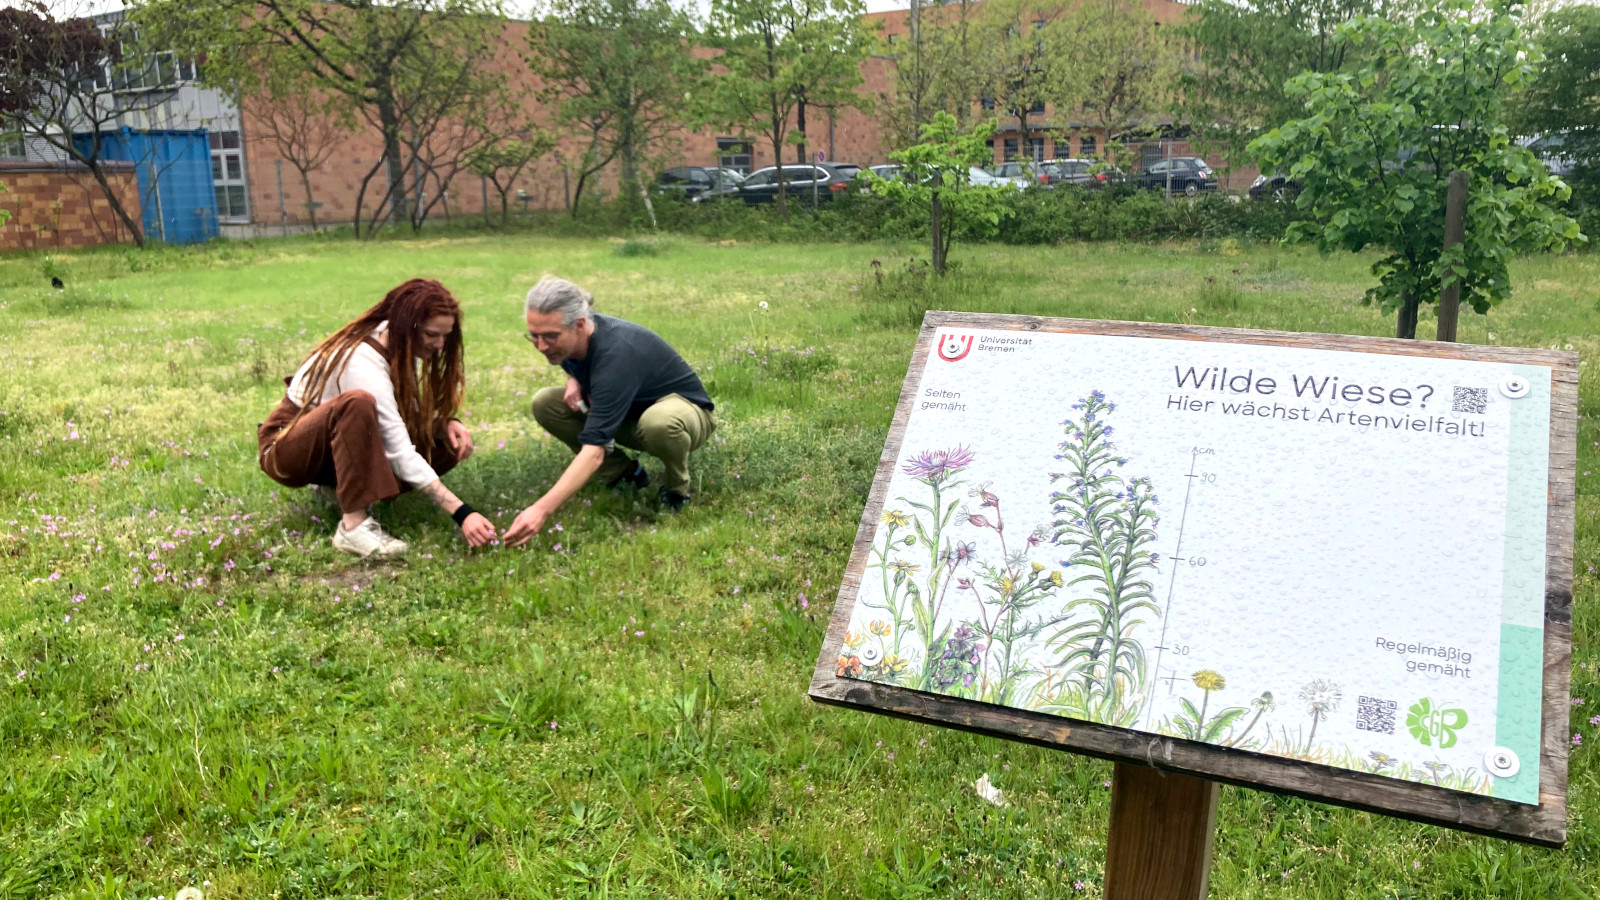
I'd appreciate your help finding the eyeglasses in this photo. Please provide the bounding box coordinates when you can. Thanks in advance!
[524,329,566,346]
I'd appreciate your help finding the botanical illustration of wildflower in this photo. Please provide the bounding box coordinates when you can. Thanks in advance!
[1037,391,1162,726]
[1167,670,1249,743]
[1298,679,1343,751]
[949,482,1063,704]
[1223,691,1275,748]
[1367,751,1397,773]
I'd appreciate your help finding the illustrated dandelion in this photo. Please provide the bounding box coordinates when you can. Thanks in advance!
[1224,691,1275,748]
[1192,670,1225,728]
[1298,679,1343,750]
[882,509,911,527]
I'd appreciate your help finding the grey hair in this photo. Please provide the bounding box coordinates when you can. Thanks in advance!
[524,275,595,326]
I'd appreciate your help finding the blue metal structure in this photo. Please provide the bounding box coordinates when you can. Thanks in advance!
[73,127,219,244]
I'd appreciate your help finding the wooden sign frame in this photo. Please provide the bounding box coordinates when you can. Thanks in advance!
[809,311,1577,848]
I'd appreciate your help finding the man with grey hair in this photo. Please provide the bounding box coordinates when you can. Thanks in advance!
[504,275,715,546]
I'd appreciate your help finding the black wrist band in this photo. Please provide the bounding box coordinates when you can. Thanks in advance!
[452,503,476,526]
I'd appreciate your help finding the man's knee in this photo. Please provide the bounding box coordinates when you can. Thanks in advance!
[637,407,691,447]
[530,386,572,428]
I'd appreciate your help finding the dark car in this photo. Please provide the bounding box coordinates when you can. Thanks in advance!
[738,164,856,205]
[655,166,745,202]
[1041,158,1126,189]
[1249,173,1301,202]
[1134,157,1217,196]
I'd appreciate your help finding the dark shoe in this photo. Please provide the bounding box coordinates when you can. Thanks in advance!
[607,460,650,491]
[659,487,690,512]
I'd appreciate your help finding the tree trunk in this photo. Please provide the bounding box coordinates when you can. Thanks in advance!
[930,176,945,276]
[620,137,658,231]
[501,190,511,227]
[377,99,407,231]
[773,134,789,222]
[796,99,808,165]
[299,168,319,232]
[84,158,145,249]
[1395,291,1419,340]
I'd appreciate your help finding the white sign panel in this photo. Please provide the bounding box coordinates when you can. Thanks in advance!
[835,324,1553,805]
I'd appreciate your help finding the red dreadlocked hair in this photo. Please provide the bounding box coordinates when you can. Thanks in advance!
[287,279,465,465]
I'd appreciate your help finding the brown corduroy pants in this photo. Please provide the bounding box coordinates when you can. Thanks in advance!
[257,390,459,513]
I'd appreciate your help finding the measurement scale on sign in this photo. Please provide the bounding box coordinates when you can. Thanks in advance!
[1141,445,1220,733]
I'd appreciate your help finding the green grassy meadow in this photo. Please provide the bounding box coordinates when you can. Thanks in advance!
[2,232,1599,898]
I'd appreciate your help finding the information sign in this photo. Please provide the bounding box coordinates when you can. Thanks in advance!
[811,312,1576,846]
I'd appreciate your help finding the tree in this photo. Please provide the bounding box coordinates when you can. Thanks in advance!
[0,4,159,247]
[1512,5,1600,210]
[880,0,990,148]
[705,0,876,220]
[1179,0,1405,162]
[1250,1,1581,340]
[139,0,506,236]
[242,62,355,232]
[865,113,1013,275]
[529,0,703,225]
[1060,0,1178,168]
[975,0,1068,160]
[465,123,556,227]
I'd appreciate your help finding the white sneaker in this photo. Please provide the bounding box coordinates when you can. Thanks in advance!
[309,484,338,507]
[332,516,408,559]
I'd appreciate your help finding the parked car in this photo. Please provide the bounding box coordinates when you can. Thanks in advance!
[655,166,745,202]
[1521,133,1575,178]
[738,164,856,205]
[868,164,1008,187]
[1248,173,1300,202]
[989,160,1052,188]
[1040,158,1126,189]
[1134,157,1217,196]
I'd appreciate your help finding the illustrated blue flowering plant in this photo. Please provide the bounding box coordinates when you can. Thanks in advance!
[1036,391,1162,726]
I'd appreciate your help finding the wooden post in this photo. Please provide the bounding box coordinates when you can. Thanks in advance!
[1436,170,1469,342]
[1104,763,1219,900]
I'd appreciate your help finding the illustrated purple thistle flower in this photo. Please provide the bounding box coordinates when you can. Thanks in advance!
[901,445,975,485]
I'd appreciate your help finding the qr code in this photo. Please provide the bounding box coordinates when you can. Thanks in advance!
[1356,696,1397,734]
[1452,386,1488,415]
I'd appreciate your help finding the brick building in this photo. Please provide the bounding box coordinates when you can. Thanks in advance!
[1,0,1249,246]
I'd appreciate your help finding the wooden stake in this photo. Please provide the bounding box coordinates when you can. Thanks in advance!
[1436,170,1469,343]
[1104,763,1219,900]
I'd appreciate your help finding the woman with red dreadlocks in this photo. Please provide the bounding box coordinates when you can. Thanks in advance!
[256,278,496,558]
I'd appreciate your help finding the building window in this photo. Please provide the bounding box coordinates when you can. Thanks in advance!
[1029,137,1044,161]
[886,33,899,45]
[210,130,249,222]
[980,94,995,112]
[1003,138,1019,161]
[0,133,24,160]
[716,138,752,174]
[97,24,197,92]
[1029,98,1045,116]
[1080,135,1096,157]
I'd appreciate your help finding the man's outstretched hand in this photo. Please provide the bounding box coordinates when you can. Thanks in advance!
[460,511,497,547]
[504,503,550,547]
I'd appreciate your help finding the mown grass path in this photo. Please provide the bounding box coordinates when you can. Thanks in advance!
[2,234,1598,898]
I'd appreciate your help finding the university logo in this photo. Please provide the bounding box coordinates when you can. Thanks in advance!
[937,332,974,362]
[1406,697,1468,749]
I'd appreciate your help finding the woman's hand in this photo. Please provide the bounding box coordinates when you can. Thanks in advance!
[447,419,475,461]
[460,511,496,547]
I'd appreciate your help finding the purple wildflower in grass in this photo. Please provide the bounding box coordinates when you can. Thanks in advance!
[1574,733,1583,746]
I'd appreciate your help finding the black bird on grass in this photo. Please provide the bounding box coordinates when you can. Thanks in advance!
[50,276,63,290]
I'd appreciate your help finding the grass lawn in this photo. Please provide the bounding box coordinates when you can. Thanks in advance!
[2,231,1599,899]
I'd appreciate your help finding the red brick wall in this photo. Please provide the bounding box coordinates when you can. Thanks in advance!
[0,162,144,251]
[241,0,1260,224]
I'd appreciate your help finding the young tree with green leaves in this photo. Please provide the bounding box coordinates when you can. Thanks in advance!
[864,113,1012,275]
[704,0,876,221]
[1060,0,1178,167]
[975,0,1068,160]
[465,124,556,228]
[880,0,990,148]
[529,0,703,224]
[1250,2,1581,340]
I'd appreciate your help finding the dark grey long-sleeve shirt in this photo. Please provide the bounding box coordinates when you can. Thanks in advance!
[561,314,713,447]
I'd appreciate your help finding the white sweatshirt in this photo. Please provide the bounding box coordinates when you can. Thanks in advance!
[285,321,439,488]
